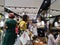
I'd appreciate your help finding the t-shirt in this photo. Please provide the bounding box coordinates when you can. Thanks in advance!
[37,21,45,28]
[19,21,27,30]
[54,22,59,27]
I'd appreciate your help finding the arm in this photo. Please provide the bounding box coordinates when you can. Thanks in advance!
[51,35,56,43]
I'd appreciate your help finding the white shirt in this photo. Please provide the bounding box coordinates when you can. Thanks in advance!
[48,34,56,45]
[37,21,45,28]
[29,24,38,36]
[32,26,38,36]
[29,24,33,31]
[54,22,59,27]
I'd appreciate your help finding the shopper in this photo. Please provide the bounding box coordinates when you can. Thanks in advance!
[28,19,37,40]
[14,15,29,45]
[2,13,17,45]
[56,32,60,45]
[19,15,29,36]
[54,17,60,28]
[54,17,60,39]
[48,30,56,45]
[36,16,45,41]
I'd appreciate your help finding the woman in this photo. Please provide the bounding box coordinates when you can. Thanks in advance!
[19,15,29,36]
[54,17,60,39]
[36,16,45,42]
[48,30,56,45]
[2,13,17,45]
[14,15,29,45]
[56,32,60,45]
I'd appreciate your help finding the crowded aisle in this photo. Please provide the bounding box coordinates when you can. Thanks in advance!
[0,0,60,45]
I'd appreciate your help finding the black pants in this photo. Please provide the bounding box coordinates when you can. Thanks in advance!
[37,28,45,37]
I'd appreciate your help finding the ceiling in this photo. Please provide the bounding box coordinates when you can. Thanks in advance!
[0,0,4,5]
[50,0,60,16]
[51,0,60,10]
[0,0,60,17]
[5,0,43,15]
[0,0,4,13]
[5,0,43,7]
[5,0,43,19]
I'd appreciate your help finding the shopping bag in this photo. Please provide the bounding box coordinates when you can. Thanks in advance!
[14,34,21,45]
[14,37,22,45]
[20,31,30,45]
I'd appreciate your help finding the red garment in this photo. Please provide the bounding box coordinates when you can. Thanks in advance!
[15,26,19,34]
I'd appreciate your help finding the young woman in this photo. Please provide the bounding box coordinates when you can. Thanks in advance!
[19,15,29,36]
[48,30,56,45]
[56,32,60,45]
[36,16,45,42]
[2,13,17,45]
[54,17,60,28]
[54,17,60,39]
[14,15,29,45]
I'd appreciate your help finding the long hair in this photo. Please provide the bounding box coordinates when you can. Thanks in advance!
[37,16,45,22]
[53,17,60,27]
[22,15,28,22]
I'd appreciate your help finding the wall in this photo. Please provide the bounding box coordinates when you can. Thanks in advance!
[51,0,60,16]
[5,0,43,8]
[0,0,4,13]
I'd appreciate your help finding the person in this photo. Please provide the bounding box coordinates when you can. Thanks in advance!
[56,32,60,45]
[0,27,3,45]
[54,17,60,39]
[48,30,56,45]
[16,18,20,35]
[2,13,17,45]
[28,19,33,32]
[28,19,37,40]
[36,16,45,42]
[54,17,60,28]
[19,15,29,36]
[14,15,29,45]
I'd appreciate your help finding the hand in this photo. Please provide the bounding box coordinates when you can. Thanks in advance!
[17,34,19,37]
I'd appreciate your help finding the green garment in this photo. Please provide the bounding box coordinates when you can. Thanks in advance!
[2,19,17,45]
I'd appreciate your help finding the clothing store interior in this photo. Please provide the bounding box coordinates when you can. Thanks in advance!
[0,0,60,45]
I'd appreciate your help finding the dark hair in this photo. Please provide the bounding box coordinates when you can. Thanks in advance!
[17,19,19,21]
[49,30,53,34]
[22,15,28,22]
[37,16,44,21]
[9,13,15,19]
[53,17,60,27]
[9,16,15,19]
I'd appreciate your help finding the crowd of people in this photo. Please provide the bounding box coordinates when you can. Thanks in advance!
[0,12,60,45]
